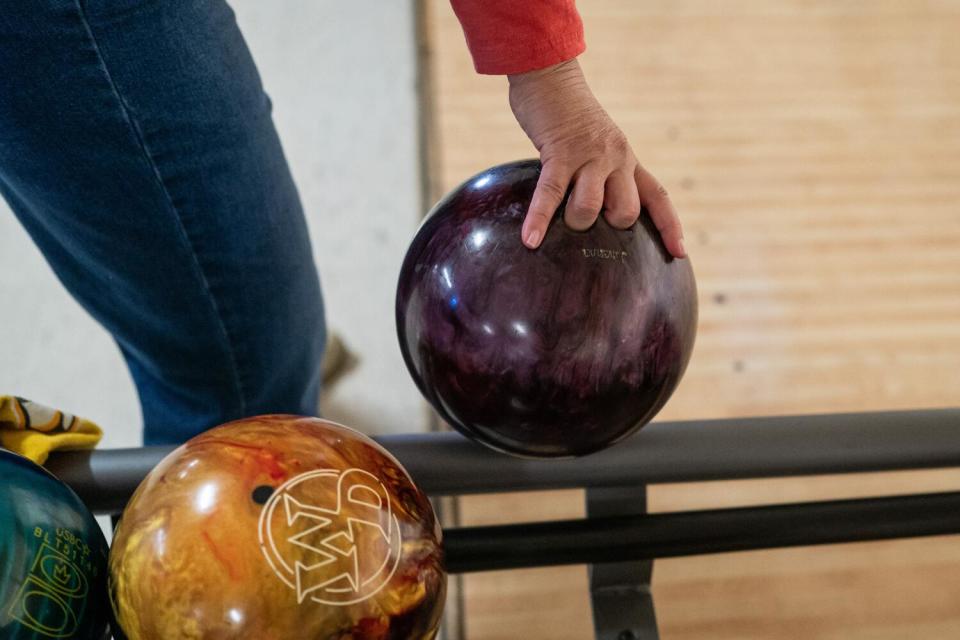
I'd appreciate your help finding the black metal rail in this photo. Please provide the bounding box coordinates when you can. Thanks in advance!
[444,490,960,573]
[48,408,960,515]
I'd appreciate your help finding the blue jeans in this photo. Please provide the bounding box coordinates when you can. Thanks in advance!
[0,0,326,444]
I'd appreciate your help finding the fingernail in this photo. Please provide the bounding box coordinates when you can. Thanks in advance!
[678,238,687,256]
[525,229,541,248]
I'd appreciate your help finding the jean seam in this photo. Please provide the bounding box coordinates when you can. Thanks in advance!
[72,0,248,416]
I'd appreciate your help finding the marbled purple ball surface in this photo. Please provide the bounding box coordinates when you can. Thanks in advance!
[396,160,698,457]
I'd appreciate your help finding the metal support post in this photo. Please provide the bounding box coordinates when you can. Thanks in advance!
[586,484,659,640]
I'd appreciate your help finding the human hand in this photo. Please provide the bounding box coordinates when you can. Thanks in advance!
[508,59,685,258]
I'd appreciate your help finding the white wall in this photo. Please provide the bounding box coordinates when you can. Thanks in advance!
[233,1,429,436]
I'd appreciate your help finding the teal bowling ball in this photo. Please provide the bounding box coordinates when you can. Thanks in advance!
[0,448,110,639]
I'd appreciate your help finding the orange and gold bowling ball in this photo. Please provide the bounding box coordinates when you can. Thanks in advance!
[109,416,446,639]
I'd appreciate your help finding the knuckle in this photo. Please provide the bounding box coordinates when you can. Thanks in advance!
[606,208,637,228]
[644,182,671,206]
[567,196,601,221]
[579,191,605,213]
[574,127,611,157]
[530,207,553,222]
[606,133,631,158]
[583,125,606,147]
[538,180,568,202]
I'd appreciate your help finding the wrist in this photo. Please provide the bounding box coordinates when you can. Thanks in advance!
[507,57,600,128]
[508,58,582,89]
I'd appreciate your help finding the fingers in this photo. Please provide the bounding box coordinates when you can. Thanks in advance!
[523,161,573,249]
[602,170,641,229]
[523,155,686,259]
[564,164,607,231]
[635,164,685,258]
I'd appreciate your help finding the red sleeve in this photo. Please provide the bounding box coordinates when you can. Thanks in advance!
[450,0,586,75]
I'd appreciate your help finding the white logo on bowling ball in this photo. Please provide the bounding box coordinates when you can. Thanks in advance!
[258,468,402,606]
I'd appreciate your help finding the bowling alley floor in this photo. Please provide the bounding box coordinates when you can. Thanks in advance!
[420,1,960,638]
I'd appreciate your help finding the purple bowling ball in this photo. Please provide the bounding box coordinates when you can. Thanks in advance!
[396,160,697,457]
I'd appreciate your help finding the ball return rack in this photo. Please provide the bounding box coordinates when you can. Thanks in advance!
[49,408,960,640]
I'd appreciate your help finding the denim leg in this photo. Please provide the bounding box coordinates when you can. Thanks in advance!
[0,0,326,444]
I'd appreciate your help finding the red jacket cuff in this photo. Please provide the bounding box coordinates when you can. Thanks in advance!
[451,0,586,75]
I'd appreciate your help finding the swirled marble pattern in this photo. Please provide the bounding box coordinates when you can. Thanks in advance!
[397,160,698,457]
[109,416,445,639]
